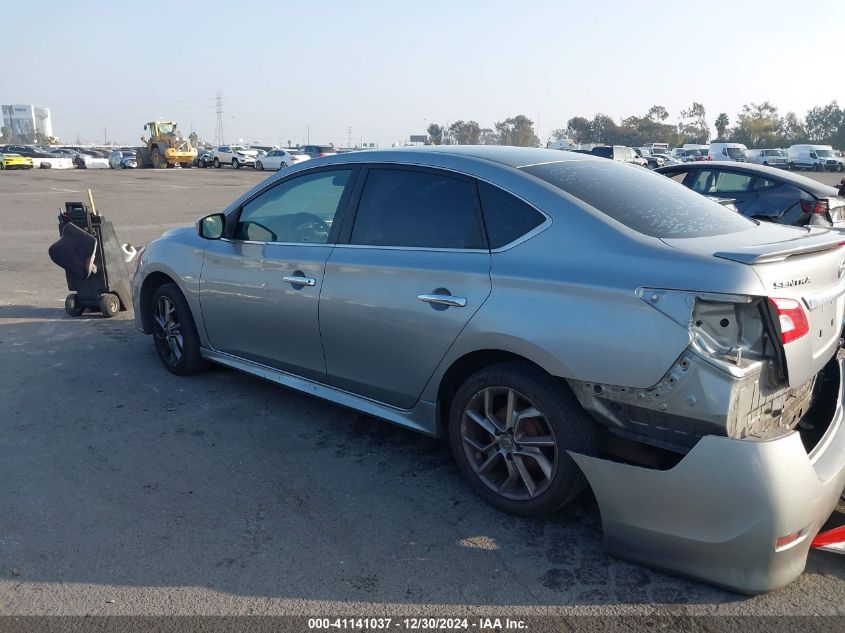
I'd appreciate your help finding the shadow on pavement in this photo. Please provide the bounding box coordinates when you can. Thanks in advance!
[3,307,839,607]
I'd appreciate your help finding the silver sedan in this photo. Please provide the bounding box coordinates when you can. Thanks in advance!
[132,146,845,593]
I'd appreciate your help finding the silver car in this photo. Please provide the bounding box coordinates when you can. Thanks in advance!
[132,146,845,593]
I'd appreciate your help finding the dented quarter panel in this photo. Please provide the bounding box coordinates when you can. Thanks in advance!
[569,359,845,594]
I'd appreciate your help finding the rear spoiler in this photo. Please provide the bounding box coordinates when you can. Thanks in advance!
[714,230,844,264]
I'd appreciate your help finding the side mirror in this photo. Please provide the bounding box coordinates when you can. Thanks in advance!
[197,213,225,240]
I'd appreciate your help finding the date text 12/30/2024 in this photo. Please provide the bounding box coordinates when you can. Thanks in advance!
[307,617,528,630]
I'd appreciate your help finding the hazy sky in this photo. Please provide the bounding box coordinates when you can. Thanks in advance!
[3,0,843,146]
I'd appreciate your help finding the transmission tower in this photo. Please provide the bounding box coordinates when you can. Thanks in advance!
[214,91,225,145]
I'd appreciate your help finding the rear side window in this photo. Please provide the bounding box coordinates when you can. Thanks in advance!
[350,168,485,249]
[522,161,755,238]
[478,182,545,248]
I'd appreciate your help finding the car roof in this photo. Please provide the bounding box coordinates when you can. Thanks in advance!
[317,145,600,169]
[655,161,839,196]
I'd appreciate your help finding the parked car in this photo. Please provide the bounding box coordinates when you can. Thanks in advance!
[195,148,214,168]
[642,142,669,156]
[0,152,34,170]
[836,150,845,172]
[655,161,845,228]
[788,144,842,172]
[632,147,663,169]
[133,146,845,594]
[75,149,111,169]
[746,148,789,169]
[590,145,646,166]
[709,142,748,162]
[299,145,337,159]
[255,148,311,171]
[670,148,708,163]
[108,149,137,169]
[212,145,257,168]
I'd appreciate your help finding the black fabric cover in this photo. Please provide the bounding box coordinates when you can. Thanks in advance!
[49,222,97,280]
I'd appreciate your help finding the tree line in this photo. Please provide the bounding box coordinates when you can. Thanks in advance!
[425,101,845,149]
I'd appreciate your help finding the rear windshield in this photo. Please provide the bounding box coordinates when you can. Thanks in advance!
[521,161,756,238]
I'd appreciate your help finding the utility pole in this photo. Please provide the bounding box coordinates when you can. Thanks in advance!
[347,126,352,148]
[214,91,225,146]
[103,127,107,145]
[307,124,310,145]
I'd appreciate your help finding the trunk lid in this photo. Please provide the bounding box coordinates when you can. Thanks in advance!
[664,224,845,387]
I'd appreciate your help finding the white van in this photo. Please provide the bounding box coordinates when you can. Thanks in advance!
[709,142,747,162]
[547,138,577,151]
[746,148,789,168]
[788,144,841,172]
[642,142,669,155]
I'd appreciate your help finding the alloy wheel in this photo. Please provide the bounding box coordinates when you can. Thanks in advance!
[153,295,184,366]
[461,387,558,501]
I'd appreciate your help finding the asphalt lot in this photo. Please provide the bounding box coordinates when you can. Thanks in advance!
[1,166,844,619]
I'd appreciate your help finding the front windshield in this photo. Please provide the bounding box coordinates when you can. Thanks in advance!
[232,146,245,152]
[156,123,175,135]
[726,147,745,158]
[764,150,780,156]
[816,149,834,157]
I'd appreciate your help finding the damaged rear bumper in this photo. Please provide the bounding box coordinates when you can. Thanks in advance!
[570,358,845,594]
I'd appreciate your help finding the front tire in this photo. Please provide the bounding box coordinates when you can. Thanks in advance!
[232,158,240,169]
[150,283,204,375]
[448,361,597,518]
[213,157,220,168]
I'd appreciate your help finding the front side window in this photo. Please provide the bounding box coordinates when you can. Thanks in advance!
[235,169,352,243]
[350,168,485,249]
[711,171,753,193]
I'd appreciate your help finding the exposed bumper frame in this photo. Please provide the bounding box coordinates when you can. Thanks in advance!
[570,358,845,594]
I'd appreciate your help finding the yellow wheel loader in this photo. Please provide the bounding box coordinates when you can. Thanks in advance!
[136,121,197,168]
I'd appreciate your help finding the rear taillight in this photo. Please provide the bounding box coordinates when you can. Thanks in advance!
[768,297,809,344]
[800,199,829,214]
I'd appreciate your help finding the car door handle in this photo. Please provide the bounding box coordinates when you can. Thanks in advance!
[417,294,467,308]
[283,275,316,287]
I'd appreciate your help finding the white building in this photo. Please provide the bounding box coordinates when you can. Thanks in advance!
[2,104,53,141]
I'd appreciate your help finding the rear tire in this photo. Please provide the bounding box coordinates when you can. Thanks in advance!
[64,293,84,317]
[150,283,204,376]
[256,161,264,171]
[448,361,598,518]
[98,293,120,318]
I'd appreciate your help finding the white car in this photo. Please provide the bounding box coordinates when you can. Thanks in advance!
[78,153,111,169]
[255,148,311,171]
[212,145,257,169]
